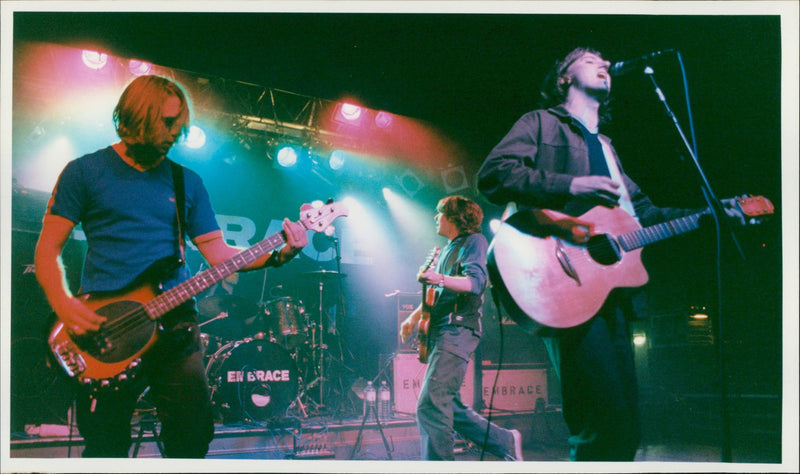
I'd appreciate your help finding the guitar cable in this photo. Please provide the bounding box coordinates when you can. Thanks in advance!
[478,283,506,461]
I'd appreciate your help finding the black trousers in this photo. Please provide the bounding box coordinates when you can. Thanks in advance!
[75,306,215,458]
[542,302,642,461]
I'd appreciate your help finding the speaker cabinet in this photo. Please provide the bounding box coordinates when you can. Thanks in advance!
[394,292,420,353]
[392,353,474,415]
[9,227,85,432]
[392,353,547,414]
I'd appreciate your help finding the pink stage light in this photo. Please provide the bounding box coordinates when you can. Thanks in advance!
[375,111,393,129]
[339,103,363,122]
[81,50,108,70]
[128,59,153,76]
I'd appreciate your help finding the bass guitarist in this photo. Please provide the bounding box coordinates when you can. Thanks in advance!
[477,47,745,461]
[400,195,522,461]
[34,75,308,458]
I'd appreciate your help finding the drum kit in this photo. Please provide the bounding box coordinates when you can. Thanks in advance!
[198,269,347,425]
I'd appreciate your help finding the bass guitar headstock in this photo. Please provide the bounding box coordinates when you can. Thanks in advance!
[299,200,349,234]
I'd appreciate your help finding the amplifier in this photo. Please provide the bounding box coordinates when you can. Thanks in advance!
[477,364,548,411]
[393,353,547,414]
[395,292,421,353]
[392,353,474,414]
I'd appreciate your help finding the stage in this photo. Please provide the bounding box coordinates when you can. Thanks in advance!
[9,401,781,465]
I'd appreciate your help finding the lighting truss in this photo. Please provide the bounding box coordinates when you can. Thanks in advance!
[171,69,366,153]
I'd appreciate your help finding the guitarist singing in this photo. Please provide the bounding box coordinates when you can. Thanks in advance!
[400,196,522,461]
[477,47,745,461]
[34,75,308,458]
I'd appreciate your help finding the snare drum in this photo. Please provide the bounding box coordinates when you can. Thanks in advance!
[205,338,298,423]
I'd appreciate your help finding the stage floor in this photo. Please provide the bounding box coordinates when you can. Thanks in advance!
[9,407,782,467]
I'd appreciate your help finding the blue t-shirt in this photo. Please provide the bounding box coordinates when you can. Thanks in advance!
[47,146,220,292]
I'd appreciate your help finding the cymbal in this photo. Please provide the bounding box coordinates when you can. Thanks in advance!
[197,294,258,322]
[301,270,347,280]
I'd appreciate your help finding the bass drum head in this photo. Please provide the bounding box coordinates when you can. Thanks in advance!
[206,338,298,423]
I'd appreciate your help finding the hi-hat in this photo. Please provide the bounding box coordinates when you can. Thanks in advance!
[301,270,347,280]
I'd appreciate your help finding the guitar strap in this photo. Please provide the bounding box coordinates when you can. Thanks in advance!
[170,160,186,266]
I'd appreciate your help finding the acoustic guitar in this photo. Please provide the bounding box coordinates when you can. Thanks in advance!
[488,196,774,332]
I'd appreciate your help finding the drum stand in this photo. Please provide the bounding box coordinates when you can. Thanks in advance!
[287,378,310,418]
[315,280,328,410]
[132,388,164,458]
[299,272,339,414]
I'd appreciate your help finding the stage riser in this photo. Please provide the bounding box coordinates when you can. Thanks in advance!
[10,412,554,459]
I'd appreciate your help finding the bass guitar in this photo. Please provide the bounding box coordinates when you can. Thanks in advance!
[488,196,773,332]
[416,246,440,364]
[48,201,348,389]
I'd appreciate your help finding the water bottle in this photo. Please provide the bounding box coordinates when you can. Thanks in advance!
[378,380,392,421]
[363,381,376,422]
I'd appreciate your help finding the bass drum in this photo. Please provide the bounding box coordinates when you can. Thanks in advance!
[206,337,298,423]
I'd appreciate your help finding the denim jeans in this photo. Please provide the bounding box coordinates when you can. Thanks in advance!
[541,306,641,461]
[416,325,514,460]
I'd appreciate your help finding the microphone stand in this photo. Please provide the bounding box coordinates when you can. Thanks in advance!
[643,64,742,463]
[331,237,355,362]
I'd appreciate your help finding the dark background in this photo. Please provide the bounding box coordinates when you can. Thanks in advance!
[8,8,788,457]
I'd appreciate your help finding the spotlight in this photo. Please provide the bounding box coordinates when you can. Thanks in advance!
[489,218,502,234]
[329,150,346,170]
[397,170,424,197]
[184,126,206,149]
[128,59,153,76]
[339,103,363,122]
[276,146,298,167]
[441,166,469,193]
[375,111,393,129]
[81,50,108,70]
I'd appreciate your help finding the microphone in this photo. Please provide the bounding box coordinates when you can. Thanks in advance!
[609,49,675,77]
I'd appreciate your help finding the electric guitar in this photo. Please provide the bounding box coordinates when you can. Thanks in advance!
[488,196,774,332]
[416,246,441,364]
[48,201,349,389]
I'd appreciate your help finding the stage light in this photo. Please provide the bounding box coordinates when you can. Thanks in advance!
[633,334,647,346]
[16,136,76,192]
[128,59,153,76]
[339,103,363,122]
[329,150,346,170]
[396,169,424,197]
[184,125,206,149]
[276,146,298,167]
[375,111,393,129]
[441,166,470,193]
[489,218,502,234]
[81,50,108,70]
